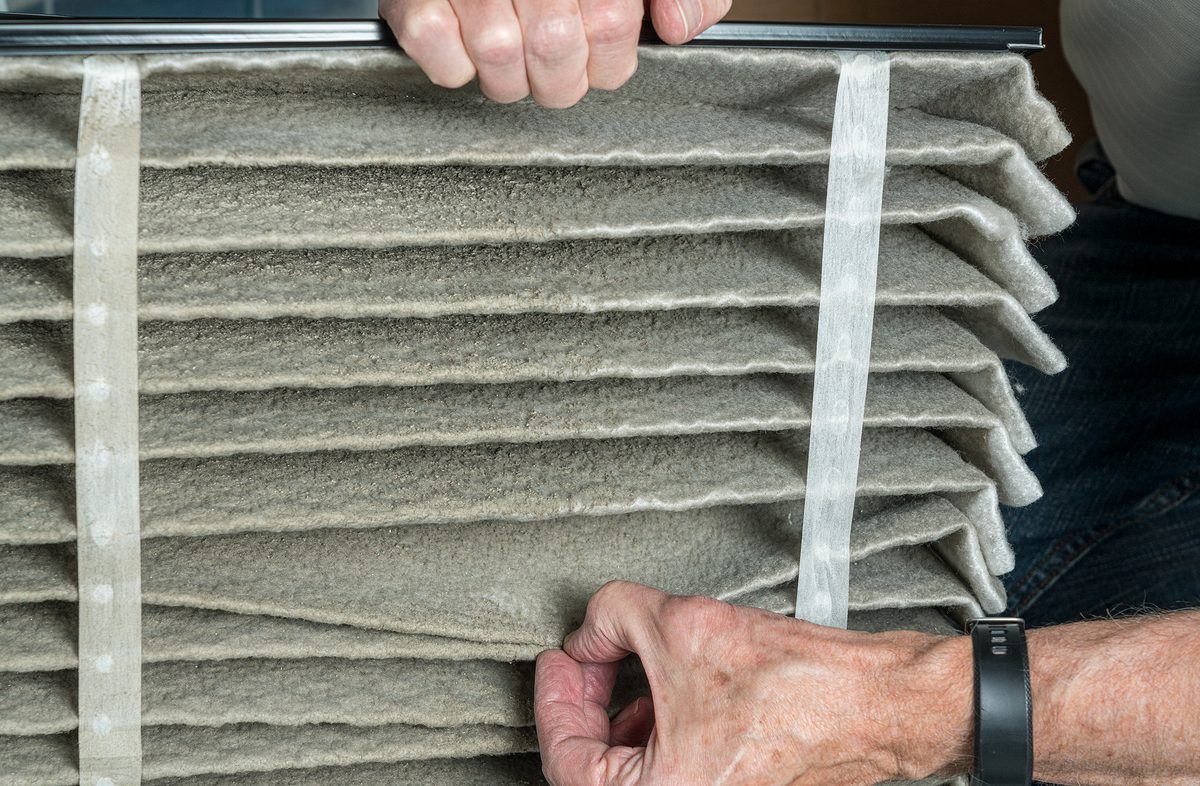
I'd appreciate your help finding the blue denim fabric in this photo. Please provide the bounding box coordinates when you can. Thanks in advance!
[1001,192,1200,628]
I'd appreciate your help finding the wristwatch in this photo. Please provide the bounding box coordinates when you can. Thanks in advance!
[966,617,1032,786]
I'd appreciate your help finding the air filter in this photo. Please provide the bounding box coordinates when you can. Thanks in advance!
[0,25,1071,786]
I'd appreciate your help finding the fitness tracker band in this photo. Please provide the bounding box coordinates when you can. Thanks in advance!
[967,617,1032,786]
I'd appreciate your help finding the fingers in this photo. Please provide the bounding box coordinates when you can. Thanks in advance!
[649,0,732,45]
[564,580,667,664]
[382,0,476,88]
[513,0,591,108]
[536,649,634,786]
[384,0,646,106]
[609,696,656,747]
[580,0,642,90]
[449,0,529,103]
[385,0,646,106]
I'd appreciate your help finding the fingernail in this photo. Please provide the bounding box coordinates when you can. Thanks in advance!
[673,0,702,36]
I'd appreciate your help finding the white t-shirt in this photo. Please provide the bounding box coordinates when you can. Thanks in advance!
[1062,0,1200,219]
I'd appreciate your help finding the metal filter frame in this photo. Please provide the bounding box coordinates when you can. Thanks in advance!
[0,17,1043,56]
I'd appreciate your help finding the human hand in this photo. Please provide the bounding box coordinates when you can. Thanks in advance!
[379,0,732,108]
[534,581,973,786]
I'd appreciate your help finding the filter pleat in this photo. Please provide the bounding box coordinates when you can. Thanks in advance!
[0,602,955,675]
[0,428,996,545]
[0,372,1041,507]
[0,164,1058,261]
[0,226,1064,372]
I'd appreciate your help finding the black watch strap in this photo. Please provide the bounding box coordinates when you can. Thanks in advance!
[968,617,1032,786]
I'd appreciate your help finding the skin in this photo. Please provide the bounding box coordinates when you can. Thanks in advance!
[379,0,733,107]
[535,580,1200,786]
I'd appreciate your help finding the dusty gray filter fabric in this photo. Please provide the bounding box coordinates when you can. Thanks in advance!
[0,603,954,674]
[145,755,548,786]
[0,606,959,741]
[0,48,1069,156]
[0,429,1002,552]
[0,496,992,639]
[0,306,1039,453]
[0,95,1071,236]
[0,606,965,784]
[0,226,1063,371]
[0,44,1071,785]
[0,48,1067,159]
[0,304,1008,395]
[0,545,73,603]
[0,49,1073,244]
[0,723,537,784]
[0,707,968,784]
[0,658,539,734]
[0,165,1060,264]
[0,372,1042,508]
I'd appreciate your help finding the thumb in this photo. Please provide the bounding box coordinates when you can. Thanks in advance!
[564,581,667,664]
[649,0,733,45]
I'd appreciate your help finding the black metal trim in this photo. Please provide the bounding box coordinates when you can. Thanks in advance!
[675,21,1041,51]
[0,17,1042,56]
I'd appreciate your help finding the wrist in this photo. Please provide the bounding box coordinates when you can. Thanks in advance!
[883,632,974,779]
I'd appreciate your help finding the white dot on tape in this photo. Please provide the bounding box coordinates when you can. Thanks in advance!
[83,303,108,326]
[850,124,869,149]
[92,713,112,736]
[90,523,114,547]
[83,380,113,401]
[91,584,114,604]
[82,446,114,469]
[95,778,115,786]
[831,331,855,364]
[94,654,114,673]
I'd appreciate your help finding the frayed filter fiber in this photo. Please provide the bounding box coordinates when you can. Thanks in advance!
[0,44,1069,785]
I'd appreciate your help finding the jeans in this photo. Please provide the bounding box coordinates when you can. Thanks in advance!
[1000,190,1200,628]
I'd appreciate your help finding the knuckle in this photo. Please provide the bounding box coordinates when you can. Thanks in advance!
[591,579,634,610]
[657,594,695,629]
[482,81,530,104]
[537,82,588,109]
[662,594,733,634]
[471,25,524,68]
[587,579,656,621]
[585,0,640,46]
[591,55,637,90]
[399,4,458,51]
[434,65,475,88]
[526,14,584,64]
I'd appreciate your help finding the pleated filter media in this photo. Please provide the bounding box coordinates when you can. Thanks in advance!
[0,45,1072,786]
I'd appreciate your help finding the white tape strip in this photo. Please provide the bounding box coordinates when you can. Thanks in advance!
[74,55,143,786]
[794,51,891,628]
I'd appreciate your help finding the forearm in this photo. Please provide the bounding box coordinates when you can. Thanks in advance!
[900,611,1200,785]
[1028,610,1200,785]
